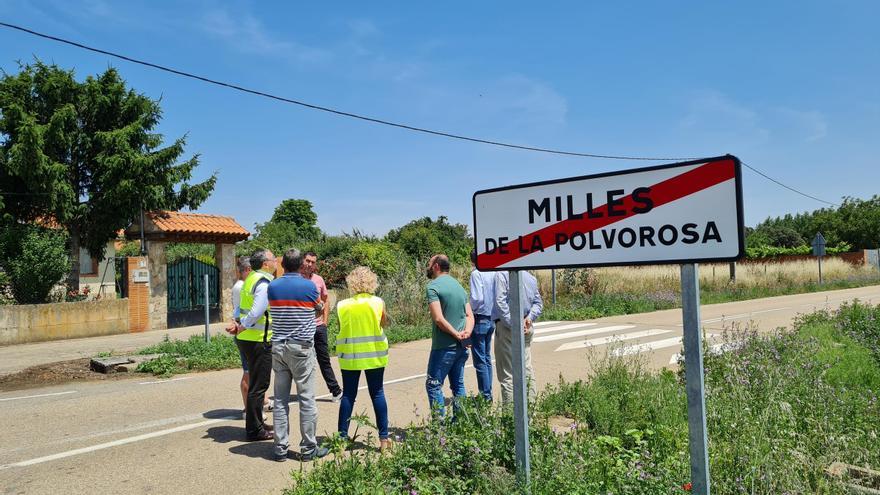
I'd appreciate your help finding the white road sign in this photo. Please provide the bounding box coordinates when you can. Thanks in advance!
[473,155,745,271]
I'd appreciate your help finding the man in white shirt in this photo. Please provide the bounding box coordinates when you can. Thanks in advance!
[231,256,251,412]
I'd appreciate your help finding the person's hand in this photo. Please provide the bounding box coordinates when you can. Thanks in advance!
[225,321,239,335]
[523,317,533,335]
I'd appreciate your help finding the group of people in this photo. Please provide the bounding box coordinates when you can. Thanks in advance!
[227,247,543,462]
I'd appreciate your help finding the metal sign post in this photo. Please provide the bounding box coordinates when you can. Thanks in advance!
[204,273,210,343]
[812,233,826,285]
[509,270,531,488]
[681,263,710,494]
[551,269,557,304]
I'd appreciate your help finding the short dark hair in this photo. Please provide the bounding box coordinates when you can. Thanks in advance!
[236,255,250,274]
[282,248,303,273]
[250,250,269,271]
[432,254,450,272]
[470,248,477,264]
[303,251,318,259]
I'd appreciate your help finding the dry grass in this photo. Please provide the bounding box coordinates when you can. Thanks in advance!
[536,258,880,296]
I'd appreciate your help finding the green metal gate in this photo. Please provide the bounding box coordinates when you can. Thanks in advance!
[166,257,221,328]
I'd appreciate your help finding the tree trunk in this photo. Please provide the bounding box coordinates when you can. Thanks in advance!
[67,227,81,291]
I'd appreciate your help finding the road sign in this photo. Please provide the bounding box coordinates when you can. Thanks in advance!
[473,156,745,271]
[812,232,826,257]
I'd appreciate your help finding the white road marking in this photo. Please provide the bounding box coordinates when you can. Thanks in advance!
[555,329,671,352]
[668,340,743,364]
[612,336,683,357]
[701,306,793,324]
[533,323,597,335]
[314,360,496,399]
[0,390,77,402]
[534,325,636,343]
[139,377,193,385]
[0,417,239,470]
[532,320,562,327]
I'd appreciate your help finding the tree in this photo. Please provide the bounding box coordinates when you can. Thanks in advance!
[0,223,69,304]
[386,216,472,263]
[267,199,321,240]
[0,61,216,288]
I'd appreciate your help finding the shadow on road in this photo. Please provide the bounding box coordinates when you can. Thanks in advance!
[203,408,242,419]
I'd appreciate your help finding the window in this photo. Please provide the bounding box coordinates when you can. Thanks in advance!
[79,248,98,276]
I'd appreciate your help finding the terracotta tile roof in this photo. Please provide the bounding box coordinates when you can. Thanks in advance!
[147,211,249,240]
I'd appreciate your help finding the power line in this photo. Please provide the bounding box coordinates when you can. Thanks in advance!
[0,21,839,207]
[0,21,692,162]
[741,161,837,207]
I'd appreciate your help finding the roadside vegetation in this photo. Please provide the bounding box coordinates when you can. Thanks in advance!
[283,302,880,494]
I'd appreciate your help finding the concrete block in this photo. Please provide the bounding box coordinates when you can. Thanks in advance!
[90,356,133,373]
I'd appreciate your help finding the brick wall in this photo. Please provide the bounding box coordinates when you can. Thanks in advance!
[127,257,149,332]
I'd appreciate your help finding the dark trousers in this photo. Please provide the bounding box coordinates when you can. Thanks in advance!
[338,368,388,440]
[235,339,272,438]
[314,324,342,395]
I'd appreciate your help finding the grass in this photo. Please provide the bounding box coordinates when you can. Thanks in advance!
[283,302,880,494]
[539,259,880,321]
[136,334,241,376]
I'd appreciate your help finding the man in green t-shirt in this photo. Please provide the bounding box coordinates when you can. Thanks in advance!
[425,254,475,418]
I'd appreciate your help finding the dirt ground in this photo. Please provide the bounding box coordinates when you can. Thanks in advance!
[0,358,139,392]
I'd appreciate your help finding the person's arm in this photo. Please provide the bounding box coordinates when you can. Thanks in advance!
[240,280,269,328]
[231,283,242,320]
[428,301,462,340]
[469,270,482,311]
[320,282,330,323]
[461,302,475,339]
[524,283,543,334]
[494,273,511,327]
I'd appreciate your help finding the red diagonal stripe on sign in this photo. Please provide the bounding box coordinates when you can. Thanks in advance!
[477,158,736,269]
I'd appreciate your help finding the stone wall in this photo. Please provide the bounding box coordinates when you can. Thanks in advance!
[0,299,130,346]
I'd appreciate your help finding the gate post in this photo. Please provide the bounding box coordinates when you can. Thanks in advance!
[127,256,150,332]
[215,243,235,322]
[147,241,168,330]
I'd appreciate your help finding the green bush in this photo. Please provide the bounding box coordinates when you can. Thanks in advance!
[0,224,69,304]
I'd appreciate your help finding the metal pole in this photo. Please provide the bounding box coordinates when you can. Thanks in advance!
[204,273,210,343]
[818,255,823,285]
[728,261,736,283]
[508,270,531,489]
[551,269,557,304]
[680,263,711,494]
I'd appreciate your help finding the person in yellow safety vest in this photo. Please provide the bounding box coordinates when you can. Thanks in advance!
[228,249,276,441]
[335,266,392,451]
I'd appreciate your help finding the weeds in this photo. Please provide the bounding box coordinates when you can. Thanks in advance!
[284,302,880,494]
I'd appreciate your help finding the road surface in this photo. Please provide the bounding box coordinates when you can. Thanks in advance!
[1,285,878,494]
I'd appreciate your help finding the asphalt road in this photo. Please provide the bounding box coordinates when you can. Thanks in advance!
[1,285,878,495]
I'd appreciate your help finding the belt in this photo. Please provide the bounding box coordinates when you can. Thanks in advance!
[275,337,313,348]
[474,314,492,320]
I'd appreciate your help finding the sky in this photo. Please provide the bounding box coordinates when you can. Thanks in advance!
[1,1,878,236]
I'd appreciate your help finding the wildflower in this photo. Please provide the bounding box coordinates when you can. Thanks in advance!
[682,482,692,491]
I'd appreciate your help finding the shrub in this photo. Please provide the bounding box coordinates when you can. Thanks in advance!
[0,224,69,304]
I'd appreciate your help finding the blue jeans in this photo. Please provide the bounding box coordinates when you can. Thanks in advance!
[426,346,469,418]
[471,316,495,401]
[338,368,389,440]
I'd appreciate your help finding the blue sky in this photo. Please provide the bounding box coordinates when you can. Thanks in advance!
[1,1,878,236]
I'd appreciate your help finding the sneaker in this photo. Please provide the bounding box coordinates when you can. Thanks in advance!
[274,452,288,463]
[331,390,343,403]
[301,446,330,461]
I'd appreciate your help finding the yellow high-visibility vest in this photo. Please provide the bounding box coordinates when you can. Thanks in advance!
[237,270,274,342]
[336,294,388,370]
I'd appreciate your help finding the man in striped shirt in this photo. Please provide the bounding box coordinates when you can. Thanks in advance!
[267,248,329,462]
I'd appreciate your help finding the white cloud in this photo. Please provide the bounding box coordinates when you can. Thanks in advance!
[201,9,330,63]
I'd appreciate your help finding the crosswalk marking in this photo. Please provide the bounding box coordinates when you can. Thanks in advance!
[668,340,740,364]
[533,325,635,343]
[611,336,683,357]
[554,329,670,352]
[532,323,597,335]
[533,320,561,327]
